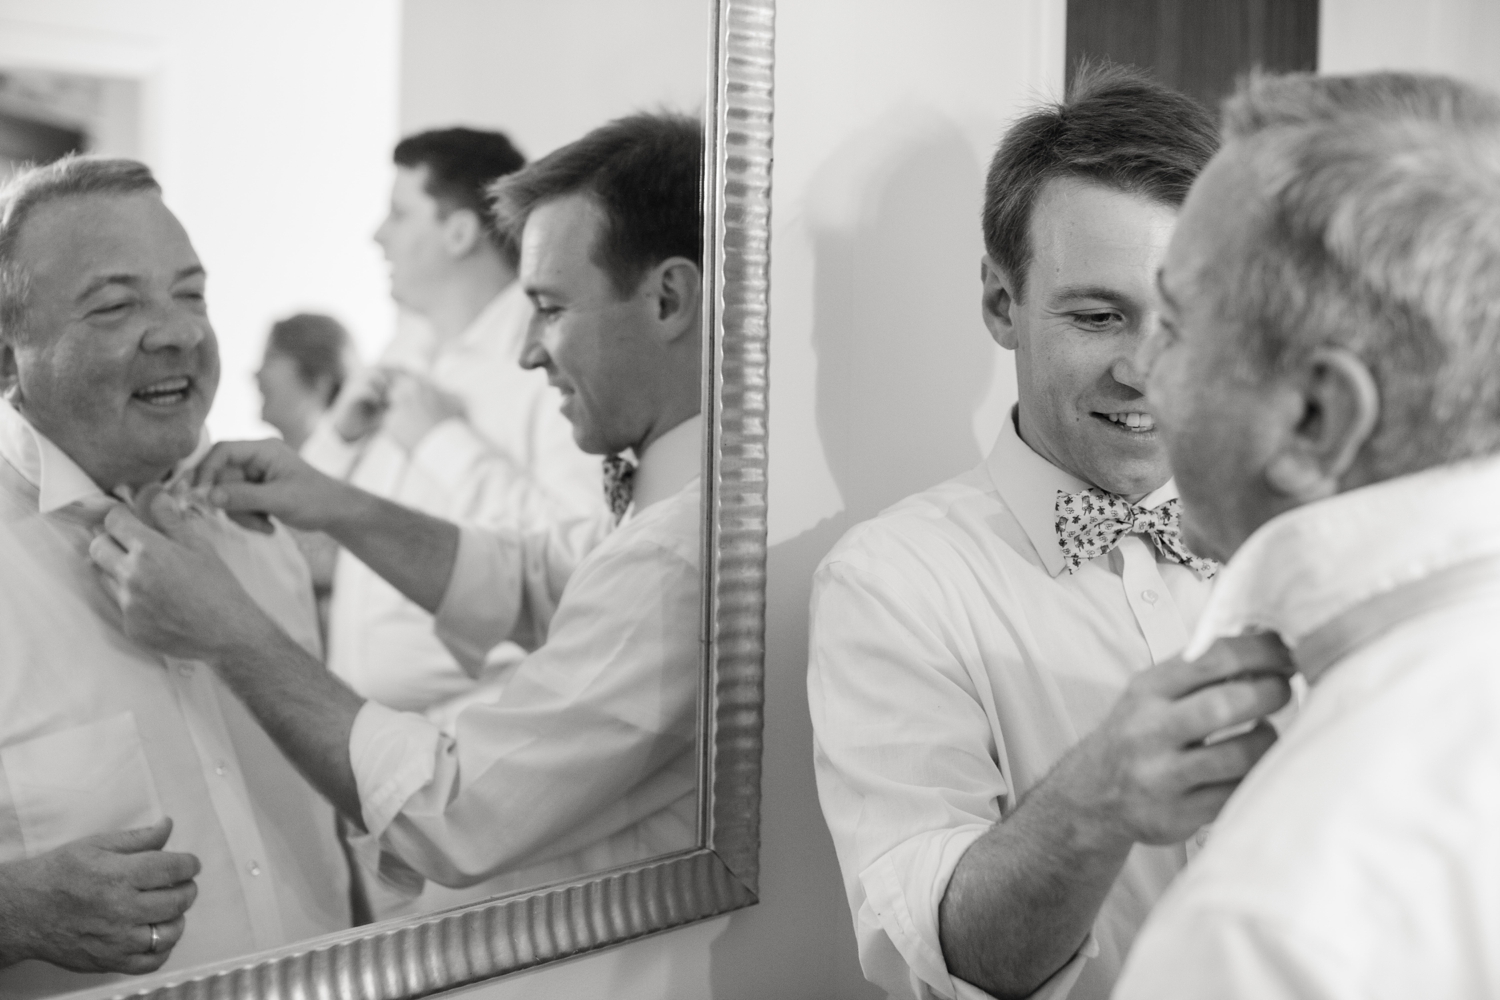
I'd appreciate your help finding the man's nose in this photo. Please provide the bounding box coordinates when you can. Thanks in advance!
[1111,346,1147,392]
[519,318,548,370]
[141,303,209,352]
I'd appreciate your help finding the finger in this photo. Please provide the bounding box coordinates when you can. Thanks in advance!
[147,491,195,543]
[208,480,296,518]
[227,511,276,534]
[1165,674,1293,745]
[122,849,202,890]
[1145,631,1295,700]
[132,879,199,923]
[88,530,130,580]
[191,439,285,489]
[91,816,173,855]
[1174,721,1280,788]
[101,504,160,552]
[119,915,186,974]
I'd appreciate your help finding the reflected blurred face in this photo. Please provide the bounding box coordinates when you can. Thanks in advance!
[6,192,219,491]
[1001,178,1178,497]
[255,349,316,444]
[518,194,659,455]
[373,164,449,312]
[1139,153,1282,560]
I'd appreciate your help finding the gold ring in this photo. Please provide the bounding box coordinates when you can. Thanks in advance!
[148,923,161,954]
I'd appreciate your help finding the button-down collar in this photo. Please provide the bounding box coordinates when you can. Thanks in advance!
[985,407,1179,578]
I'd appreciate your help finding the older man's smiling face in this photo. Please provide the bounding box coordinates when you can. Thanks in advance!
[6,191,219,491]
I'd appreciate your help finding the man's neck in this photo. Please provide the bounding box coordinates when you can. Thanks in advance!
[420,261,515,344]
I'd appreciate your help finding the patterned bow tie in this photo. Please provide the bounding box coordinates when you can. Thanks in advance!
[602,454,636,523]
[1054,488,1217,578]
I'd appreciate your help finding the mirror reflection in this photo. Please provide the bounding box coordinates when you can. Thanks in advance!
[0,0,709,994]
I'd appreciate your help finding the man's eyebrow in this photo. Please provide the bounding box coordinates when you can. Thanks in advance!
[75,265,206,302]
[1049,284,1132,307]
[174,264,207,283]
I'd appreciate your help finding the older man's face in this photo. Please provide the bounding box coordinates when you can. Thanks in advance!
[1140,154,1286,561]
[8,192,219,491]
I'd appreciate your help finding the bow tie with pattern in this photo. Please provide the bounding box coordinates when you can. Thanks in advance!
[602,453,637,523]
[1054,488,1217,578]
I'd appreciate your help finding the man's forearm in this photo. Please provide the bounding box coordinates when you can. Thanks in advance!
[939,777,1133,999]
[320,483,461,613]
[207,612,366,825]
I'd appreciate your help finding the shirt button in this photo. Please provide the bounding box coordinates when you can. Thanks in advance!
[177,663,194,677]
[215,761,227,776]
[1141,589,1159,605]
[247,861,262,877]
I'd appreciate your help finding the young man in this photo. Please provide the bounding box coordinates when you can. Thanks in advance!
[306,128,601,727]
[808,67,1292,1000]
[1117,70,1500,1000]
[90,113,706,905]
[0,157,349,996]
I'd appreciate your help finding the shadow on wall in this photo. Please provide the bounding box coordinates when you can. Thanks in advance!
[812,108,996,526]
[707,109,1000,999]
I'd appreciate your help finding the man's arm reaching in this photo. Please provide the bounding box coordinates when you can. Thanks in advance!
[937,638,1292,998]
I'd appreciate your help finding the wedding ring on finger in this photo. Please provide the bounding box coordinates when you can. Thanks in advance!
[148,923,161,954]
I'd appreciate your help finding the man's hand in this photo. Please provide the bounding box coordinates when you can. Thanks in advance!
[382,372,467,453]
[1042,632,1295,850]
[89,497,277,663]
[192,439,354,534]
[0,818,199,975]
[328,366,393,444]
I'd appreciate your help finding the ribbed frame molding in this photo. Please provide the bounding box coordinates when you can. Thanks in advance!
[78,1,773,997]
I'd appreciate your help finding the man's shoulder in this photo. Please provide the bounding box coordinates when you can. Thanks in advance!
[819,463,1031,583]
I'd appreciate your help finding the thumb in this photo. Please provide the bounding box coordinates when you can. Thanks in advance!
[92,816,174,854]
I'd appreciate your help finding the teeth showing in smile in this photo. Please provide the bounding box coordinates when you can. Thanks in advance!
[1105,411,1155,432]
[134,377,192,406]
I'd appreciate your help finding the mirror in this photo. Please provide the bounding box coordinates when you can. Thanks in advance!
[0,0,769,995]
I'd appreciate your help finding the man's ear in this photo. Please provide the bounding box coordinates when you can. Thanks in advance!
[644,257,702,343]
[441,208,484,259]
[0,340,17,397]
[980,255,1020,350]
[1264,346,1380,501]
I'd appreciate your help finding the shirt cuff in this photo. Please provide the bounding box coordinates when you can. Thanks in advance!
[409,418,498,494]
[299,419,361,479]
[349,700,445,839]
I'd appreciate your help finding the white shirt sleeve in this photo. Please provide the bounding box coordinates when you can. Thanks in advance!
[346,520,701,886]
[808,557,1098,1000]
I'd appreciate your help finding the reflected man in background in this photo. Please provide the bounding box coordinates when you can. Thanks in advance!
[1118,71,1500,999]
[92,113,706,905]
[0,157,349,997]
[255,312,355,452]
[306,128,602,732]
[809,66,1293,1000]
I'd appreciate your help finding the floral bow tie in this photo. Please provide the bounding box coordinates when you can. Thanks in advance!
[1054,488,1217,578]
[602,453,637,524]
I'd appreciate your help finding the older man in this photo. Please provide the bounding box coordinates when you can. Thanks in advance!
[1114,71,1500,999]
[0,158,348,997]
[808,66,1294,1000]
[90,113,704,902]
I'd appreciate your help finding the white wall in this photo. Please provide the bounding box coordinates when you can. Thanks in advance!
[1321,0,1500,93]
[0,0,400,440]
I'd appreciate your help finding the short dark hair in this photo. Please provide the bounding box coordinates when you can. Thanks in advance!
[0,156,160,345]
[982,62,1218,301]
[393,127,526,251]
[266,312,353,405]
[489,112,702,296]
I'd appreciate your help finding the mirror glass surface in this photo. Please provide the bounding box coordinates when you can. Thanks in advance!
[0,0,714,994]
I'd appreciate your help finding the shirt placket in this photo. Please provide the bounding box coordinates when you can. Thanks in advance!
[1116,535,1190,664]
[165,657,286,949]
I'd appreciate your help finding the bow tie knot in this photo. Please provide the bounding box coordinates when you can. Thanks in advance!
[1054,488,1216,578]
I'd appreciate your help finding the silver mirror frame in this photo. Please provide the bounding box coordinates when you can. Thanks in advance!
[83,0,772,995]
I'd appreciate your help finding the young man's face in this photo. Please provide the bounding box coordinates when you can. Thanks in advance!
[516,193,663,456]
[984,176,1178,498]
[4,191,220,490]
[373,164,451,313]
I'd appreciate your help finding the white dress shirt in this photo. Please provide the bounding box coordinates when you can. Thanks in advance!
[346,415,703,909]
[809,413,1213,1000]
[302,284,604,721]
[0,399,349,999]
[1115,455,1500,1000]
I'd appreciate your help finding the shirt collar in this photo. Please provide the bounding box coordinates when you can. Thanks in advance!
[1183,452,1500,662]
[984,406,1178,577]
[631,413,703,512]
[0,395,211,514]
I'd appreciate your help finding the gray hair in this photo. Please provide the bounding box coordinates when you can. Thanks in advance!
[1211,71,1500,481]
[0,156,161,346]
